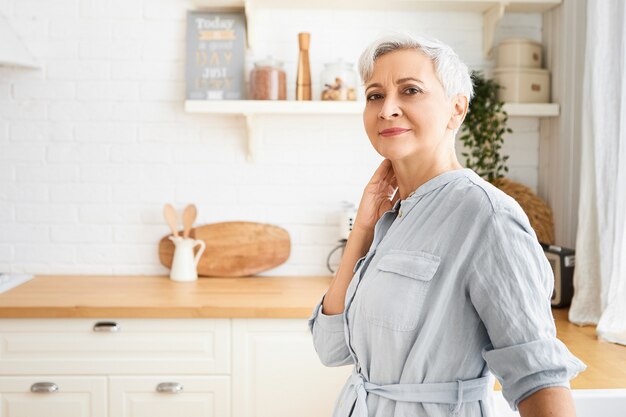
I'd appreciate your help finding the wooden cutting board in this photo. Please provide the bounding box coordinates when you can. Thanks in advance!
[158,222,291,277]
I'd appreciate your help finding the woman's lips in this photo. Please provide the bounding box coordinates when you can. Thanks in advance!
[379,128,410,137]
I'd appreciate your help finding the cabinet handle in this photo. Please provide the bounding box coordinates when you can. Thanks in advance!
[31,382,59,393]
[93,321,119,332]
[156,382,183,394]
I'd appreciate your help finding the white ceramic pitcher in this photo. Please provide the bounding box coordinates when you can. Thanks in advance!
[168,236,206,282]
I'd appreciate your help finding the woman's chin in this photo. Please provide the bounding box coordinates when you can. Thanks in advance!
[374,145,418,161]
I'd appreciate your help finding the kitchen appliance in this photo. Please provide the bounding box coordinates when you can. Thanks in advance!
[542,243,575,307]
[326,203,357,273]
[339,202,357,240]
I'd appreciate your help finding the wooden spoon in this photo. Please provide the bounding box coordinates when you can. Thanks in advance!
[163,204,179,237]
[182,204,197,238]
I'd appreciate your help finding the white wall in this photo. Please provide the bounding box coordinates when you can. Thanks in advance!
[0,0,544,276]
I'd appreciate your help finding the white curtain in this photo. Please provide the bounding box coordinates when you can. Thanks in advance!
[569,0,626,345]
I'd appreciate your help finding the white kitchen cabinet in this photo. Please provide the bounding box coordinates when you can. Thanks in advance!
[109,376,230,417]
[0,376,107,417]
[0,318,350,417]
[232,319,352,417]
[0,319,230,375]
[0,318,231,417]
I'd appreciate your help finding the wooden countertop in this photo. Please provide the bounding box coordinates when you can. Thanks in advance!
[552,308,626,389]
[0,275,331,319]
[0,275,624,389]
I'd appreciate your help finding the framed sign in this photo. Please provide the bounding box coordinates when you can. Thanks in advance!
[186,11,246,100]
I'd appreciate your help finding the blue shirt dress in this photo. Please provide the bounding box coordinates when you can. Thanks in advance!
[308,168,586,417]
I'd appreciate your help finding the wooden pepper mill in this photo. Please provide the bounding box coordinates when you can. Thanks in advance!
[296,32,312,100]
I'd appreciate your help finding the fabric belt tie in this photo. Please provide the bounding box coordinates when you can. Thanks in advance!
[347,369,490,417]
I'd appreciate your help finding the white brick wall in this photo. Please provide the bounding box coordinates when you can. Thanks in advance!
[0,0,545,275]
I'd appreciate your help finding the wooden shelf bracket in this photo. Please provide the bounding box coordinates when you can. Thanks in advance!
[483,3,506,58]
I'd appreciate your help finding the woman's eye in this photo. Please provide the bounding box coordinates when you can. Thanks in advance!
[404,87,422,95]
[366,93,383,101]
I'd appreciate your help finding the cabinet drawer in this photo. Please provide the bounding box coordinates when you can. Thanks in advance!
[109,376,230,417]
[233,319,352,417]
[0,376,107,417]
[0,319,230,375]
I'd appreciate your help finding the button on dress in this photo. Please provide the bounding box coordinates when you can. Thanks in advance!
[308,168,586,417]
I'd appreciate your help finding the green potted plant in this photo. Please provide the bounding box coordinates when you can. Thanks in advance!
[459,71,555,244]
[459,71,511,182]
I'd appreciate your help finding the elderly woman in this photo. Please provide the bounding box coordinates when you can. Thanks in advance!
[308,33,586,417]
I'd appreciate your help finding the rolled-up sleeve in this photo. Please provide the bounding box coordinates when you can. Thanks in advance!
[468,206,587,411]
[307,294,353,367]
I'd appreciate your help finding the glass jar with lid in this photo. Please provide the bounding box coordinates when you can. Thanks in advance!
[320,60,357,101]
[249,57,287,100]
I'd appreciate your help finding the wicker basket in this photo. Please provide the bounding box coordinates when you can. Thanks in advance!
[491,177,555,244]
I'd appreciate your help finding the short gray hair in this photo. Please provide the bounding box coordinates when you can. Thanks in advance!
[358,33,474,103]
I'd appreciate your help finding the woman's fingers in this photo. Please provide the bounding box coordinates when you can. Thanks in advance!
[388,174,397,189]
[381,162,397,198]
[355,160,398,231]
[382,163,395,184]
[371,158,392,183]
[387,175,398,190]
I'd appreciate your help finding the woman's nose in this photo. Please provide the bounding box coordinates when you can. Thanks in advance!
[378,98,402,119]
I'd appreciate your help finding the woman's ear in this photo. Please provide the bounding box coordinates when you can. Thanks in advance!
[447,94,469,131]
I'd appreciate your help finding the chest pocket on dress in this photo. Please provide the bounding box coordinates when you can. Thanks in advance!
[363,250,440,331]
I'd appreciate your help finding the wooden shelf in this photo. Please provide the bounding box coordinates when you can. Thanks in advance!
[185,100,559,117]
[192,0,562,56]
[503,102,560,117]
[185,100,363,115]
[185,100,559,162]
[187,0,564,161]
